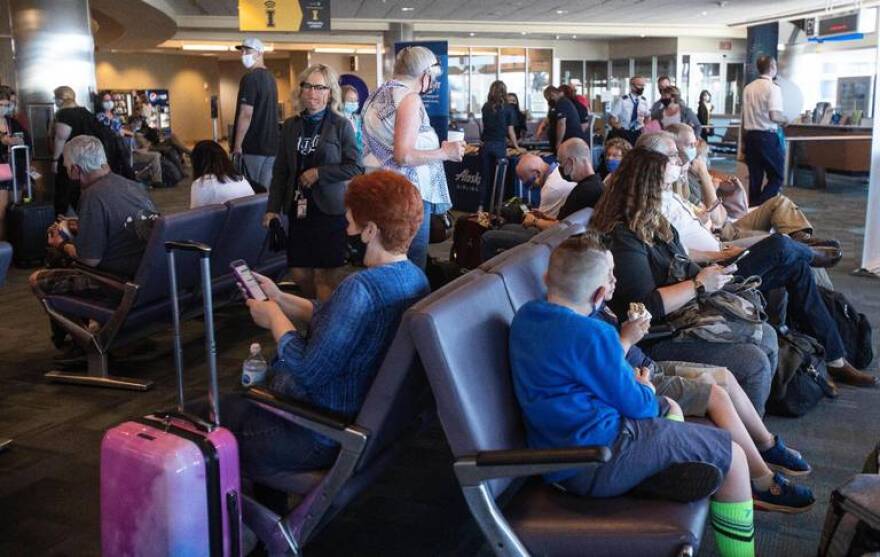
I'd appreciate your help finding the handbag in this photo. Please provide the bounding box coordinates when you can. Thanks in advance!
[429,211,453,244]
[666,276,767,345]
[767,328,836,417]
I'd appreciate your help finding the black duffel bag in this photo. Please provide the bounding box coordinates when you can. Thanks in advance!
[767,328,836,417]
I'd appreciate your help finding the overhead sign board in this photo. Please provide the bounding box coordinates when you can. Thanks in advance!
[239,0,330,32]
[818,11,859,38]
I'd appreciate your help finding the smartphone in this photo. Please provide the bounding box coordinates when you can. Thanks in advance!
[718,249,750,269]
[230,259,268,301]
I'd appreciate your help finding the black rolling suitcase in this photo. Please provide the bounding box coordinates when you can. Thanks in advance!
[7,145,55,268]
[450,158,508,269]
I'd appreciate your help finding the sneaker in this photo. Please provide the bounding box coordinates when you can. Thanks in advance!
[753,472,815,513]
[760,435,811,476]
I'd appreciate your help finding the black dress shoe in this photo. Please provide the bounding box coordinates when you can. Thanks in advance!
[810,246,843,268]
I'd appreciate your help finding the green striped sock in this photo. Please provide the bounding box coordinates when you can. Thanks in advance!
[664,412,684,422]
[710,500,755,557]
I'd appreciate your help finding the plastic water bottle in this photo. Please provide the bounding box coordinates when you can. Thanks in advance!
[241,343,268,387]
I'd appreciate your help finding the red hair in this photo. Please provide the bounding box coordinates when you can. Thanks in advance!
[345,171,423,254]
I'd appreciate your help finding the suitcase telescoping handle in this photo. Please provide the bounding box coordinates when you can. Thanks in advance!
[165,240,221,428]
[10,144,31,204]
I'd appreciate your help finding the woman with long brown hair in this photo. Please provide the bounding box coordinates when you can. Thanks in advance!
[479,80,520,209]
[591,147,777,415]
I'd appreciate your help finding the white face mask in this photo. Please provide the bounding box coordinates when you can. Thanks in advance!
[242,54,257,69]
[102,100,114,112]
[664,162,682,185]
[54,98,64,109]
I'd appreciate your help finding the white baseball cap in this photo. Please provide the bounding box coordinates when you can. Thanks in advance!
[235,38,265,53]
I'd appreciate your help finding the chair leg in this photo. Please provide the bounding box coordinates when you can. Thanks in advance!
[45,349,153,391]
[0,438,11,451]
[460,483,530,557]
[242,493,302,556]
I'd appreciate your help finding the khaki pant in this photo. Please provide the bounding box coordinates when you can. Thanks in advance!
[133,150,162,183]
[719,194,812,241]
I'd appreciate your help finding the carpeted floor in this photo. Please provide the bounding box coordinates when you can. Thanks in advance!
[0,164,877,556]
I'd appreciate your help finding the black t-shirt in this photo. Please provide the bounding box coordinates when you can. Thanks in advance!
[56,107,96,140]
[481,102,513,143]
[557,173,604,220]
[297,111,326,173]
[573,98,590,124]
[554,97,587,143]
[233,67,279,156]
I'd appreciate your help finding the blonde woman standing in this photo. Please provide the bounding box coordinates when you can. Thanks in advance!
[361,46,464,269]
[264,64,364,301]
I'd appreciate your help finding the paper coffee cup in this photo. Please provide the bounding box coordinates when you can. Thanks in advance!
[447,130,465,143]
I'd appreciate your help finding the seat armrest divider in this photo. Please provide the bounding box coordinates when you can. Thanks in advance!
[454,446,610,486]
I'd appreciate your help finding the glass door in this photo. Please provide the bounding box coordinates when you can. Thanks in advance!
[688,54,745,115]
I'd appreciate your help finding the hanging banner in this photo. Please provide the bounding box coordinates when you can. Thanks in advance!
[239,0,330,32]
[745,22,778,84]
[395,41,449,141]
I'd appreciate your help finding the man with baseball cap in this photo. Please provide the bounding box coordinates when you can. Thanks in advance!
[231,37,279,192]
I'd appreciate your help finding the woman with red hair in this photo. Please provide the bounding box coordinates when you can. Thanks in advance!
[228,170,430,479]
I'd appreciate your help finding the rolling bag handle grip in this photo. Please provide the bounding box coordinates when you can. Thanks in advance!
[165,240,221,428]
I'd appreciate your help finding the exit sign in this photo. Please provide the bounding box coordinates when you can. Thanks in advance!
[719,40,732,50]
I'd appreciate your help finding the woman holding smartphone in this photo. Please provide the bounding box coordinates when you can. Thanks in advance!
[263,64,364,301]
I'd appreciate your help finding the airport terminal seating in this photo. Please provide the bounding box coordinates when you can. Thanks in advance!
[408,215,710,556]
[0,241,11,287]
[239,271,486,555]
[37,194,287,391]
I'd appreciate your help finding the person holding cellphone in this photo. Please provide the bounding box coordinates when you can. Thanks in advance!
[263,64,364,301]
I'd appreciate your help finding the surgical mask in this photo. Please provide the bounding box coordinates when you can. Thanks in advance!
[559,161,575,183]
[661,98,672,107]
[346,233,368,266]
[683,147,698,162]
[606,158,621,173]
[664,163,682,184]
[343,101,359,115]
[242,54,257,69]
[54,98,63,109]
[102,101,114,112]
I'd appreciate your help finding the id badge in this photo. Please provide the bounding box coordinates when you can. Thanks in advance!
[296,196,308,219]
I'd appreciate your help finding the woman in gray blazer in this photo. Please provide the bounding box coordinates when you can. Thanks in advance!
[651,85,702,138]
[265,64,364,300]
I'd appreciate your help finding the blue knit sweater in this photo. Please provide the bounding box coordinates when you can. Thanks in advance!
[270,260,429,444]
[509,300,659,481]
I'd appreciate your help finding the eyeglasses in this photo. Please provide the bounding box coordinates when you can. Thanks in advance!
[300,82,331,92]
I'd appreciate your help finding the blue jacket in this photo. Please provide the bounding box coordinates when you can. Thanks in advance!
[509,300,659,481]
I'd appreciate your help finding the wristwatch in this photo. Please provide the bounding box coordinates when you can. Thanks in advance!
[693,278,706,296]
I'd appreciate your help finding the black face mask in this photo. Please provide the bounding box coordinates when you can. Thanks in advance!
[346,233,367,266]
[661,98,672,107]
[633,87,644,96]
[559,163,574,183]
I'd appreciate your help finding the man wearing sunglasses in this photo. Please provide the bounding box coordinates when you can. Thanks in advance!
[232,37,279,193]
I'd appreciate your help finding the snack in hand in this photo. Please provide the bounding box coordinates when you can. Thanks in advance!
[628,302,651,322]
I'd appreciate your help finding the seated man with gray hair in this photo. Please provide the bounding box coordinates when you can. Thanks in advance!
[30,135,157,350]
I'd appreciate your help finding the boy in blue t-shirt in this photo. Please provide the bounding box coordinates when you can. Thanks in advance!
[510,233,756,556]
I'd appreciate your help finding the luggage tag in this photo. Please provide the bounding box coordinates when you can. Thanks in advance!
[295,191,307,220]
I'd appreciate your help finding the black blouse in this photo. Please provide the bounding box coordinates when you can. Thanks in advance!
[606,223,701,323]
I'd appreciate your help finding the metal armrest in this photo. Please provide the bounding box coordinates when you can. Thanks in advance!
[455,446,611,487]
[245,387,367,446]
[69,261,131,291]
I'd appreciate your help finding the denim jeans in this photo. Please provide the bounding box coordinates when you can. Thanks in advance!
[736,233,846,361]
[241,154,276,193]
[213,393,338,481]
[744,130,784,206]
[407,200,433,269]
[646,323,777,416]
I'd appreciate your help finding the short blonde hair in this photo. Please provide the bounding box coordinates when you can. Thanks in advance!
[393,46,439,80]
[54,86,76,103]
[295,64,342,116]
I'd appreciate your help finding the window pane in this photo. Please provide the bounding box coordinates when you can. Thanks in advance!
[500,48,526,112]
[447,51,469,119]
[470,48,498,118]
[586,61,609,104]
[561,60,584,94]
[527,48,552,116]
[693,63,723,117]
[634,57,654,101]
[610,59,630,98]
[725,63,745,114]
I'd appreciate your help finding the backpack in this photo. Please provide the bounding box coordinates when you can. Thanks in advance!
[819,475,880,557]
[158,157,183,188]
[89,115,135,180]
[767,328,836,417]
[817,287,874,369]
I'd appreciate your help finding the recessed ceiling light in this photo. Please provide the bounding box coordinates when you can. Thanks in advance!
[572,35,577,39]
[401,6,414,11]
[469,32,475,36]
[555,9,567,14]
[555,34,561,40]
[521,31,528,35]
[640,34,646,38]
[701,10,708,15]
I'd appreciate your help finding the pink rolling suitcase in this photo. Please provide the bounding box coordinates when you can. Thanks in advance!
[101,241,241,557]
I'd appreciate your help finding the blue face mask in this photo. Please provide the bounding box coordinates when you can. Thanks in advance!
[684,147,698,162]
[606,159,621,173]
[343,101,358,115]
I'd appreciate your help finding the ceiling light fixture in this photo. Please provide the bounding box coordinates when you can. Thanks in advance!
[521,31,528,35]
[469,32,475,36]
[555,34,561,39]
[401,6,414,11]
[572,35,577,39]
[555,9,567,14]
[181,44,230,51]
[701,10,708,15]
